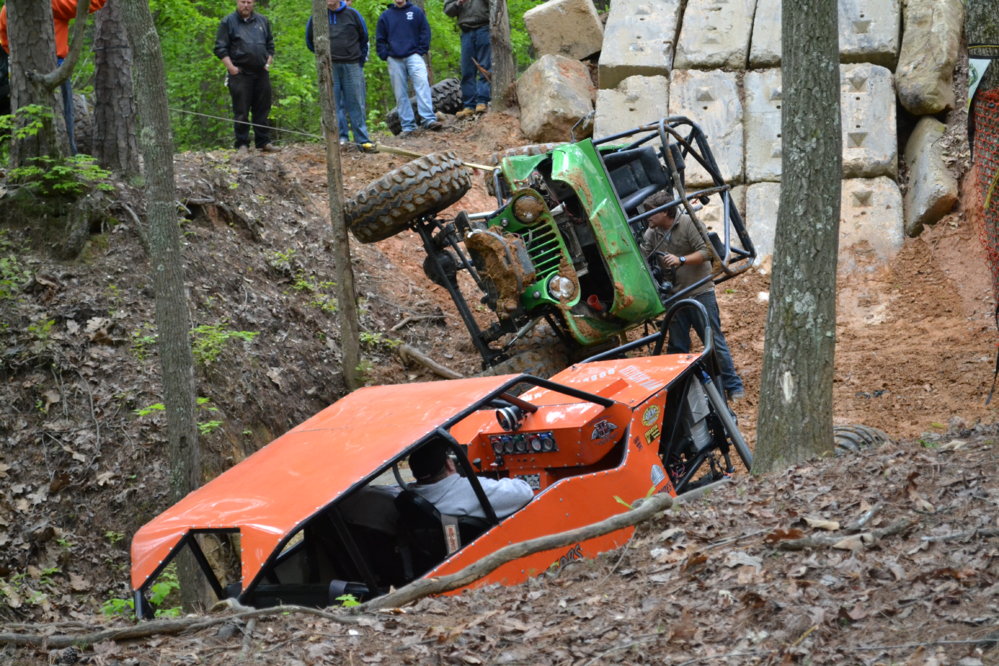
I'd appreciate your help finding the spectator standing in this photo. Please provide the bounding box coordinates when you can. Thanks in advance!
[639,191,745,401]
[306,0,371,149]
[213,0,277,154]
[0,0,108,155]
[375,0,442,135]
[443,0,490,118]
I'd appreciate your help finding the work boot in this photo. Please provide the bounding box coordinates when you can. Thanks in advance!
[474,103,488,114]
[455,107,475,119]
[259,144,280,153]
[422,120,443,131]
[236,145,249,157]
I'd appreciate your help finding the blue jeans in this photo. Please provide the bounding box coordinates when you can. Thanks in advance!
[57,57,76,154]
[459,26,491,108]
[667,290,744,394]
[387,54,436,132]
[333,62,370,144]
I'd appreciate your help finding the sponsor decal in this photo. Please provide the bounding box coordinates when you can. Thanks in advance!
[641,404,661,427]
[556,543,583,568]
[650,464,665,487]
[591,419,618,441]
[644,424,660,443]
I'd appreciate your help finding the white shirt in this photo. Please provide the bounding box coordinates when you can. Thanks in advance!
[410,473,533,519]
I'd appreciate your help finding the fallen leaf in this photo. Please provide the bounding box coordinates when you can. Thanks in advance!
[803,516,840,531]
[764,528,805,543]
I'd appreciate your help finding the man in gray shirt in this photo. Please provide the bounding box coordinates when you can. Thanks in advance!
[640,190,745,401]
[408,439,533,519]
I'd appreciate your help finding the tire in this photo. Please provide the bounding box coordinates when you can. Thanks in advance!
[386,78,462,135]
[483,143,565,196]
[345,152,472,243]
[833,424,892,456]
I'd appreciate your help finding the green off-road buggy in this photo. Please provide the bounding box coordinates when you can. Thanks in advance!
[345,117,757,373]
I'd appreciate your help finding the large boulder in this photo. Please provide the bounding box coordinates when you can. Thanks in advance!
[903,117,958,236]
[523,0,604,61]
[895,0,964,115]
[516,55,595,143]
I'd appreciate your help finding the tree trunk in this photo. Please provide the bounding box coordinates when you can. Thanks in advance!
[6,0,67,165]
[119,0,203,611]
[489,0,515,111]
[311,0,362,391]
[753,0,841,473]
[93,0,139,174]
[966,0,999,93]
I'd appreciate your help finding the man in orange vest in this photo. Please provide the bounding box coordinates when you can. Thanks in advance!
[0,0,108,154]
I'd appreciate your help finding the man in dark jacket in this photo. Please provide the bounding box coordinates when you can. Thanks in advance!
[306,0,371,148]
[376,0,441,135]
[444,0,490,118]
[214,0,277,154]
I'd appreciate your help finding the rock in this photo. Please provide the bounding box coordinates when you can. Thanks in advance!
[748,0,781,68]
[597,0,680,89]
[744,68,783,183]
[594,75,669,138]
[668,69,743,187]
[674,0,755,70]
[840,64,897,179]
[523,0,604,61]
[516,55,595,143]
[745,182,780,264]
[838,0,901,69]
[840,176,905,270]
[895,0,964,115]
[903,117,958,236]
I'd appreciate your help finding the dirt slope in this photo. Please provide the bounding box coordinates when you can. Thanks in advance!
[0,110,997,663]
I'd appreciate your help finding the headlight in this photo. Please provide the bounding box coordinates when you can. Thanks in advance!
[547,275,576,300]
[512,193,545,224]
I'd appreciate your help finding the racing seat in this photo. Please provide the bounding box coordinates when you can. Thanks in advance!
[394,490,490,581]
[602,146,671,214]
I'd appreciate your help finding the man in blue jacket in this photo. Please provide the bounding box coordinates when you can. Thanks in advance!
[376,0,442,135]
[306,0,371,149]
[214,0,277,154]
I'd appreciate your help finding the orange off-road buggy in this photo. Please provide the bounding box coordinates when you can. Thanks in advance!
[130,305,751,617]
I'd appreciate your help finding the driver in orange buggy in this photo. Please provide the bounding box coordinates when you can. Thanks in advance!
[409,439,533,519]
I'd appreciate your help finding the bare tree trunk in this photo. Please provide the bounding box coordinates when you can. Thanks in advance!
[966,1,999,94]
[6,0,67,165]
[754,0,841,473]
[488,0,514,111]
[93,0,139,174]
[119,0,203,611]
[311,0,361,391]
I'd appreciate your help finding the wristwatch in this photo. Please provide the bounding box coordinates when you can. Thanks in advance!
[678,255,686,266]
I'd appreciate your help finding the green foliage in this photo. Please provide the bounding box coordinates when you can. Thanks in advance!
[0,231,31,301]
[336,593,361,607]
[28,319,55,342]
[292,273,338,312]
[105,530,126,545]
[131,323,158,361]
[8,154,114,197]
[191,322,259,365]
[134,402,165,417]
[102,565,181,619]
[360,331,401,350]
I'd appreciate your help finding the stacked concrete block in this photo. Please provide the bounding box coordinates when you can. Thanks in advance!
[594,76,670,138]
[668,70,744,187]
[517,55,596,143]
[895,0,964,115]
[838,0,900,68]
[840,64,897,179]
[598,0,681,90]
[839,177,905,268]
[748,0,781,68]
[674,0,757,70]
[695,185,749,256]
[745,183,780,265]
[523,0,604,61]
[902,117,959,237]
[744,69,783,182]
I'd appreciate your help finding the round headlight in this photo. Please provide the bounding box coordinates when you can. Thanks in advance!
[547,275,576,301]
[512,193,546,224]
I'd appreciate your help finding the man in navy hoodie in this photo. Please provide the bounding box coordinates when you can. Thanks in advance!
[376,0,442,135]
[306,0,371,148]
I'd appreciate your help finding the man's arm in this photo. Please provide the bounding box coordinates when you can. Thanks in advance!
[375,15,389,60]
[443,0,464,18]
[305,16,315,53]
[264,15,274,67]
[0,6,8,55]
[354,9,369,64]
[480,477,534,518]
[417,8,431,55]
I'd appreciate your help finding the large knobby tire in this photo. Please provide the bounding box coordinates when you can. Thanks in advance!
[833,424,892,456]
[345,152,472,243]
[483,143,566,196]
[386,78,462,135]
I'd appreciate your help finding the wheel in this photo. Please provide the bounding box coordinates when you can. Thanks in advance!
[385,78,462,135]
[483,143,565,196]
[345,152,472,243]
[833,424,892,456]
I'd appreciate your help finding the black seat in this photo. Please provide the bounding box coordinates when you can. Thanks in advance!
[394,490,490,581]
[602,146,671,213]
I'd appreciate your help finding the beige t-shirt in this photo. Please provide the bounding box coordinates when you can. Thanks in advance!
[640,213,712,297]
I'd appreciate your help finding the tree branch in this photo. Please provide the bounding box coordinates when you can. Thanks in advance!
[396,343,464,379]
[777,519,916,551]
[41,0,90,89]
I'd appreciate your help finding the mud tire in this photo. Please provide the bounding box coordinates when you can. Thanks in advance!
[833,424,892,456]
[345,152,472,243]
[484,143,566,196]
[386,78,462,135]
